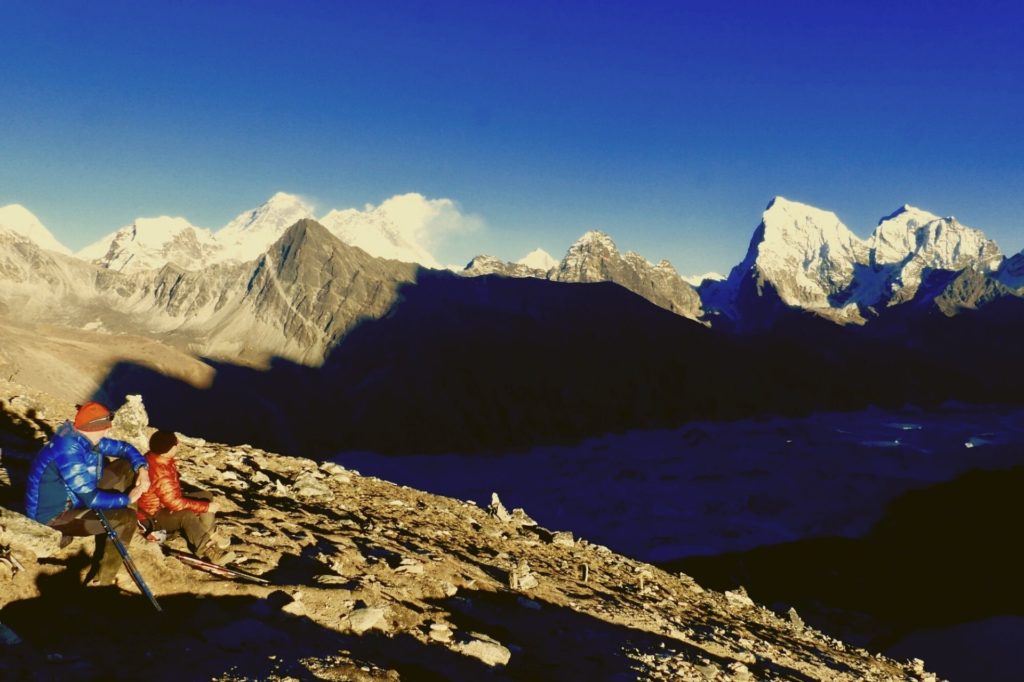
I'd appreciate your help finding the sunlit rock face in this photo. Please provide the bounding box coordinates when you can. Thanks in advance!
[550,230,703,320]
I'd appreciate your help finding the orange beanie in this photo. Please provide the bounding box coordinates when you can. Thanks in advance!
[74,401,112,431]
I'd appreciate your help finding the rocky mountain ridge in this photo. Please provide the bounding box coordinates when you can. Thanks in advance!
[64,192,459,272]
[0,219,419,366]
[463,230,704,322]
[76,216,223,274]
[5,196,1021,331]
[0,382,940,681]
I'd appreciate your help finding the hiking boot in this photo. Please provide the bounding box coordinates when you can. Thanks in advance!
[85,574,117,587]
[199,545,237,566]
[86,573,137,591]
[209,531,232,550]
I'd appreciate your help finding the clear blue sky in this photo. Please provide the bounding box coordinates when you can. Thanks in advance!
[1,0,1022,275]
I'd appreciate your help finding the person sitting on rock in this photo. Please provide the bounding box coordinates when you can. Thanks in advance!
[24,401,151,586]
[135,430,234,564]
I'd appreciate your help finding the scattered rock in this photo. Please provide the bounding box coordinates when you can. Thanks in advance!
[293,470,331,498]
[318,461,346,475]
[487,492,511,523]
[728,661,753,681]
[347,607,387,634]
[395,557,424,575]
[510,507,536,527]
[428,622,453,643]
[551,531,575,547]
[281,599,306,617]
[508,558,539,591]
[788,607,804,629]
[725,586,755,608]
[454,633,511,667]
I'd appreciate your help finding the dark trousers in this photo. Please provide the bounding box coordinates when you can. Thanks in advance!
[47,458,138,581]
[143,490,216,556]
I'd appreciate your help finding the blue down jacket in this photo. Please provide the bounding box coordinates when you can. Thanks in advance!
[25,421,146,523]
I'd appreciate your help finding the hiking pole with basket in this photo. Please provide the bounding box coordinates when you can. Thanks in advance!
[95,508,162,612]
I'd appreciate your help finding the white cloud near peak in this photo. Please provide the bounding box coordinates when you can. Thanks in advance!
[371,193,484,249]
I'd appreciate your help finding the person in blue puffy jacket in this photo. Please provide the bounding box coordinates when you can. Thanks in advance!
[25,401,150,586]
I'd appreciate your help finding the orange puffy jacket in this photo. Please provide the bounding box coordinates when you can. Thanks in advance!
[136,453,210,520]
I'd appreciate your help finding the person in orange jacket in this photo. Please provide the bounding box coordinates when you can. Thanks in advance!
[136,430,234,564]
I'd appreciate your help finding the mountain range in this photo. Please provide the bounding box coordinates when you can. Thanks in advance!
[3,193,1020,331]
[1,194,1022,454]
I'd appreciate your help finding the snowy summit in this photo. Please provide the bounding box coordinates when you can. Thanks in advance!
[216,192,316,263]
[78,216,220,273]
[319,193,448,269]
[516,248,558,272]
[0,204,71,255]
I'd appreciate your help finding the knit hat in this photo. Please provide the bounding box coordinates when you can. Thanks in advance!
[149,430,179,455]
[74,402,113,432]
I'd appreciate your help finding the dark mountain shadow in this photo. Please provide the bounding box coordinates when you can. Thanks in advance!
[91,267,1024,458]
[661,463,1024,656]
[91,270,831,457]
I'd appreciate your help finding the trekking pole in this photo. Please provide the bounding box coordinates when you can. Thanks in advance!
[95,509,162,612]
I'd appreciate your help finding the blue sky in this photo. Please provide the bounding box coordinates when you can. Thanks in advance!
[1,0,1022,275]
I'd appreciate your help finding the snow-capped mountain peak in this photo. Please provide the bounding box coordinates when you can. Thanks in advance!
[869,206,1000,270]
[760,196,862,249]
[319,196,444,269]
[750,197,868,308]
[516,248,557,272]
[216,192,316,262]
[78,216,220,273]
[682,272,725,286]
[0,204,71,255]
[877,204,941,226]
[572,230,618,252]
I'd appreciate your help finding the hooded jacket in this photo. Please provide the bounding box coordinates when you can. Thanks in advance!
[25,421,147,523]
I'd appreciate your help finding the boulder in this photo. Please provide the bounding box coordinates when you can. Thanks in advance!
[0,507,62,559]
[455,634,511,667]
[347,607,387,634]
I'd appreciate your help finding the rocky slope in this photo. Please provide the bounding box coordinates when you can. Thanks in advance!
[0,382,939,681]
[1,219,419,366]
